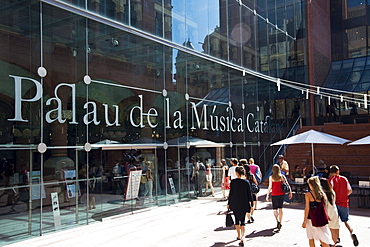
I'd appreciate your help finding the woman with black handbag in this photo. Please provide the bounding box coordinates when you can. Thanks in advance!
[227,166,253,247]
[266,164,292,230]
[243,164,258,224]
[302,176,334,247]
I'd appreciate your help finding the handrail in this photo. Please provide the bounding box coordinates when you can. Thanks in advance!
[261,115,301,182]
[272,115,301,162]
[258,118,287,160]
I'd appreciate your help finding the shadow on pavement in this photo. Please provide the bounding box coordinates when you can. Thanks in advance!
[245,228,278,238]
[214,226,235,232]
[210,240,240,247]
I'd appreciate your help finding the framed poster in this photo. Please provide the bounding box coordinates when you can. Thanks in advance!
[51,192,61,230]
[168,177,178,203]
[28,171,46,200]
[125,170,141,200]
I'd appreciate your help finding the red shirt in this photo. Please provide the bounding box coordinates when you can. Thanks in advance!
[272,181,285,196]
[329,175,351,208]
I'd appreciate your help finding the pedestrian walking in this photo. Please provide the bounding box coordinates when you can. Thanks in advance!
[220,159,230,200]
[244,164,258,223]
[191,157,201,196]
[302,176,334,247]
[228,158,239,180]
[197,157,206,196]
[320,177,340,245]
[0,163,16,207]
[248,158,262,184]
[278,155,291,204]
[143,161,154,203]
[249,157,262,209]
[328,165,359,246]
[11,164,30,211]
[204,163,215,196]
[266,164,292,230]
[227,166,253,246]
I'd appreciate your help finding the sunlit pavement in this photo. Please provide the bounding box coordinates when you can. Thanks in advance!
[5,187,369,247]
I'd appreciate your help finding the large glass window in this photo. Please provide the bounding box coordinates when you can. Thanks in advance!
[343,0,366,19]
[0,0,312,245]
[347,26,366,58]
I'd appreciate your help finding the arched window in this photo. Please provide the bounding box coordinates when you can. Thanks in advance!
[271,59,279,70]
[271,44,277,54]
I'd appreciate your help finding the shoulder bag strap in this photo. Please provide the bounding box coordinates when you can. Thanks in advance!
[282,174,288,183]
[309,191,315,200]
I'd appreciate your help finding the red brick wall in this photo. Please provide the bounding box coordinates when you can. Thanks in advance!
[284,124,370,182]
[307,0,332,125]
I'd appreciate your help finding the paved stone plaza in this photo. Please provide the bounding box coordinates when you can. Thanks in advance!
[5,187,369,247]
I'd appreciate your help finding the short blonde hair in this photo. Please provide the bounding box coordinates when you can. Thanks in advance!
[145,161,154,169]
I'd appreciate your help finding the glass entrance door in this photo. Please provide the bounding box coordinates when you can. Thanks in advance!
[89,146,158,218]
[165,144,223,203]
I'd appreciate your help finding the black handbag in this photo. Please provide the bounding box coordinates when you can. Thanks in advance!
[282,182,290,193]
[281,176,290,193]
[225,210,234,227]
[251,183,260,194]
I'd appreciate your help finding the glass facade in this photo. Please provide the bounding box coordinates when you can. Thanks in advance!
[317,57,370,124]
[0,0,307,244]
[315,0,370,125]
[331,0,370,60]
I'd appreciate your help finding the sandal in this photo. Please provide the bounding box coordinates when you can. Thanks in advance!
[277,221,282,230]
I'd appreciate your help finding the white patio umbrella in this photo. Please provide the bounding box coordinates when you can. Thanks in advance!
[167,136,226,148]
[348,135,370,145]
[94,139,121,145]
[271,129,350,175]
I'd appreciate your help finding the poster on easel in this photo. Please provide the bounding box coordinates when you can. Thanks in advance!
[51,192,61,230]
[66,183,79,198]
[168,177,178,203]
[64,170,76,180]
[28,171,46,200]
[125,170,141,201]
[64,170,79,198]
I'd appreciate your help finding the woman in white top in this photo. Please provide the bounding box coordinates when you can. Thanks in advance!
[320,177,340,245]
[143,161,155,203]
[204,163,215,196]
[228,158,239,180]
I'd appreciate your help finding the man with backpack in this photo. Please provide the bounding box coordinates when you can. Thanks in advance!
[248,158,262,184]
[197,157,206,196]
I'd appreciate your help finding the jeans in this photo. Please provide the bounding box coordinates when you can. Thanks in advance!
[143,179,153,201]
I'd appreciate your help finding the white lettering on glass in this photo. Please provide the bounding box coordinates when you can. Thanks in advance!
[8,75,42,122]
[7,75,276,134]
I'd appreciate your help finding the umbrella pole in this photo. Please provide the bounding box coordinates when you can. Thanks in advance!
[311,143,315,176]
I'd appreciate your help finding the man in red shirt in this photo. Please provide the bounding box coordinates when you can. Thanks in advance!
[328,165,359,246]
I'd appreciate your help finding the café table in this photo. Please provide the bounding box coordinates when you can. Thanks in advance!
[289,181,308,203]
[353,184,370,208]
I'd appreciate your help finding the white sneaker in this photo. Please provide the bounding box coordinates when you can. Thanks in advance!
[283,201,291,205]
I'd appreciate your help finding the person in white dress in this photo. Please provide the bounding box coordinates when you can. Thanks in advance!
[320,177,340,245]
[302,176,334,247]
